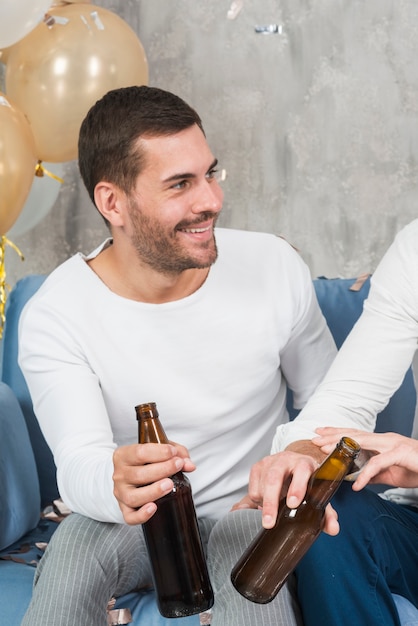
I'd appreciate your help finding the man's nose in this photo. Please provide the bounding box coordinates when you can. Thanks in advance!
[192,180,224,214]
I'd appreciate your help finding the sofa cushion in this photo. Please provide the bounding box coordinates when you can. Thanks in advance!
[2,275,59,507]
[0,561,36,625]
[0,382,41,551]
[314,275,372,349]
[314,276,416,437]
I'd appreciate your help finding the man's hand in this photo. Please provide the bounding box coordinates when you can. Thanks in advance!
[232,441,340,536]
[313,426,418,490]
[113,442,195,525]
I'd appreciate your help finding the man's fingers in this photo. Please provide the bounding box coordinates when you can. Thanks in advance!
[114,475,177,523]
[322,504,340,536]
[119,501,158,525]
[247,452,319,529]
[230,494,259,511]
[116,442,179,466]
[284,458,317,509]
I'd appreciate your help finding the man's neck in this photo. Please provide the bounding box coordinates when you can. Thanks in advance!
[87,243,210,304]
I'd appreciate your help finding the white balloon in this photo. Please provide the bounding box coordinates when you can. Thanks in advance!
[8,162,64,238]
[0,0,52,49]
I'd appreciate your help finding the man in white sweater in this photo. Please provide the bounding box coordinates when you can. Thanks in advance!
[235,220,418,625]
[18,86,336,626]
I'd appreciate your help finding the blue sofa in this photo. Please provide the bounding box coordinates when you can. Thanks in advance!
[0,274,417,625]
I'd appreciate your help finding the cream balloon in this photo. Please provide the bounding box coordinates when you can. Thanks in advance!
[0,0,51,49]
[6,4,149,163]
[8,162,64,238]
[0,93,37,235]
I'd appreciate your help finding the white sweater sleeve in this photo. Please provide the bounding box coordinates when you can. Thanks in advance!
[19,299,124,524]
[272,219,418,452]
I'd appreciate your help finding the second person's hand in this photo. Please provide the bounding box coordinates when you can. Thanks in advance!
[233,442,339,535]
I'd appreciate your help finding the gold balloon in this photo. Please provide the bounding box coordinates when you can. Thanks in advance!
[0,93,37,234]
[6,4,148,162]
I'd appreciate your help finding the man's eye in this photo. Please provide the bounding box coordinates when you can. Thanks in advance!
[208,168,227,183]
[171,180,188,189]
[206,169,218,180]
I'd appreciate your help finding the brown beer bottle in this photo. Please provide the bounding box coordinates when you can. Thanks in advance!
[136,402,214,618]
[231,436,360,604]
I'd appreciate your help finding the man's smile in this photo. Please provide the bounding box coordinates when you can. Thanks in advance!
[180,224,212,234]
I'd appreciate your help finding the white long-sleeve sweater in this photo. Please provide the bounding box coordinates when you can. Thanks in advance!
[19,228,336,523]
[272,219,418,507]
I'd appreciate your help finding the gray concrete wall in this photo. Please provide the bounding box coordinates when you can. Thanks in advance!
[3,0,418,285]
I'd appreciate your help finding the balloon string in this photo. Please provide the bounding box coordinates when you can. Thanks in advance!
[35,160,64,184]
[0,236,25,340]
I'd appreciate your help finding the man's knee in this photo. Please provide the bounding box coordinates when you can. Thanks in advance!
[207,509,262,579]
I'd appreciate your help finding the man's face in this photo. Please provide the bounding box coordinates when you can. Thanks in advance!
[126,124,224,275]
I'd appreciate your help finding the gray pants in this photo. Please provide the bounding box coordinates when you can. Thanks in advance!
[22,509,303,626]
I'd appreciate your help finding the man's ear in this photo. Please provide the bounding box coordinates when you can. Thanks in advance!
[94,182,126,227]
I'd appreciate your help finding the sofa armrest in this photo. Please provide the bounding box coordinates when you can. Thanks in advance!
[0,381,40,551]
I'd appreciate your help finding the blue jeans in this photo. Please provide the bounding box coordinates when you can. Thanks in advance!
[296,483,418,626]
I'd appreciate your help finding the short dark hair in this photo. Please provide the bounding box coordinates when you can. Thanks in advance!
[78,85,204,208]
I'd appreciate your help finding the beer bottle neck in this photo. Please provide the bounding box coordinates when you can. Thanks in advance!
[136,402,169,444]
[306,436,360,508]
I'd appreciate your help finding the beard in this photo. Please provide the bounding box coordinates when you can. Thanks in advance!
[129,202,219,276]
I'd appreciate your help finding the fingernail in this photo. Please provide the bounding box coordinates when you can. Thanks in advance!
[288,496,298,508]
[160,479,173,492]
[174,458,183,470]
[263,514,273,526]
